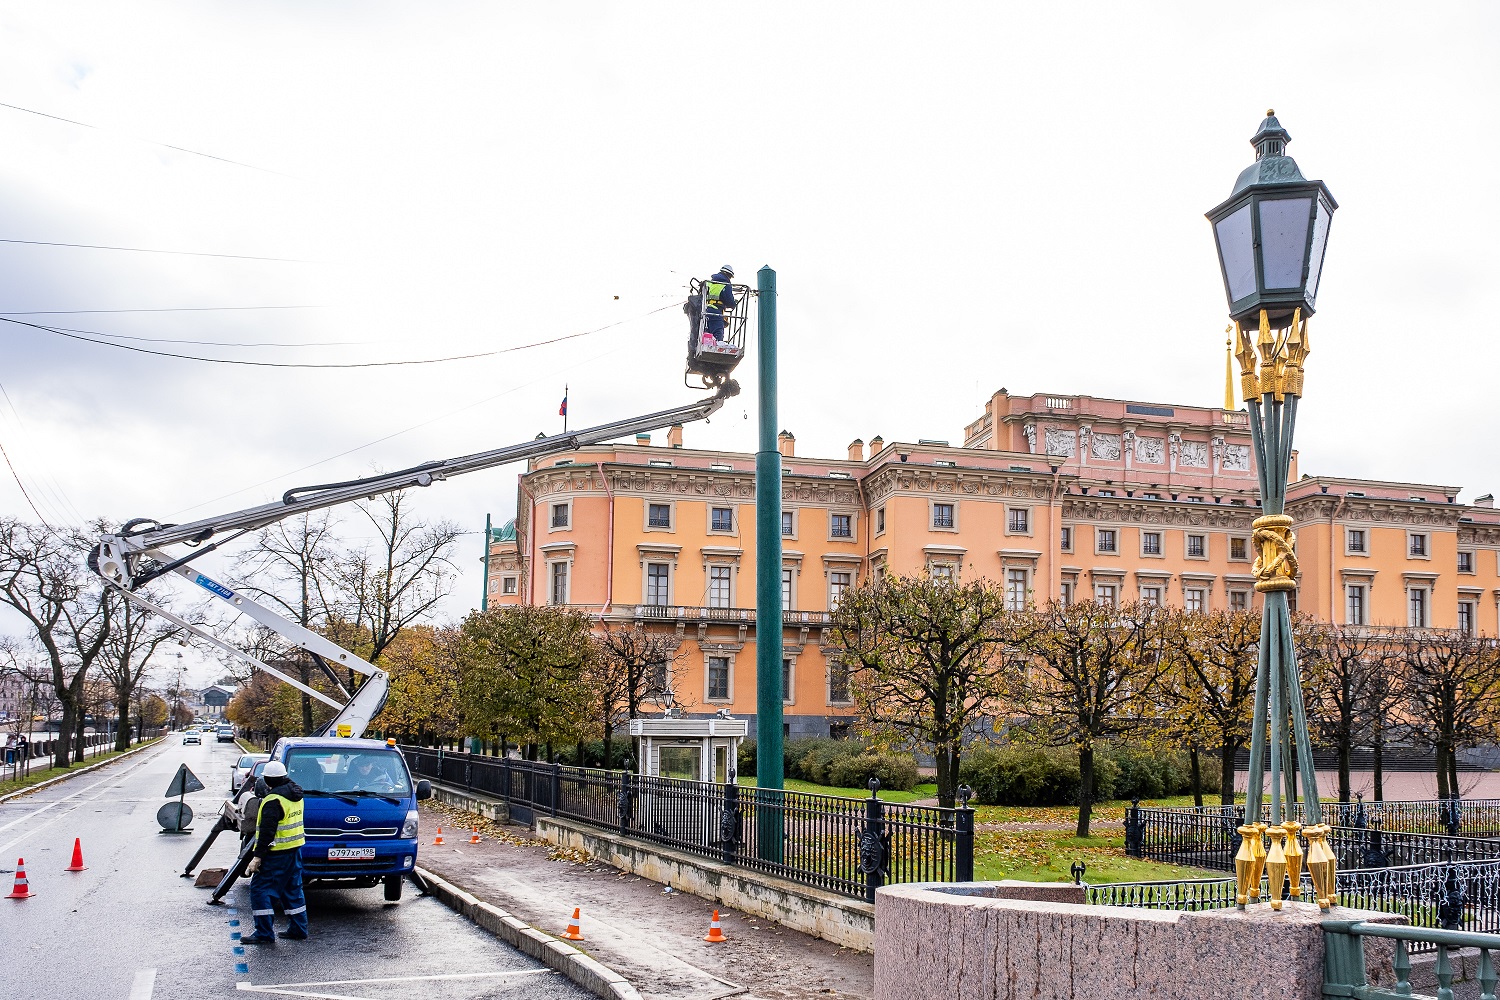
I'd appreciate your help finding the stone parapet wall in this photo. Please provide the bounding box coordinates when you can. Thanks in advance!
[875,882,1402,1000]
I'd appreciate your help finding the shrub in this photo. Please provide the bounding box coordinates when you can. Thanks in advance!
[959,744,1082,806]
[825,750,919,792]
[738,739,757,776]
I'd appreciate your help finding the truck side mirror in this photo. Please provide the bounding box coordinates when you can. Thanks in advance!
[415,779,432,801]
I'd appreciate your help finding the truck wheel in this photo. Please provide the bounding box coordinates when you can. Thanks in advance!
[383,874,403,902]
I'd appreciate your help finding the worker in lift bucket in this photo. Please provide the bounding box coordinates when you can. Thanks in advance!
[701,265,735,349]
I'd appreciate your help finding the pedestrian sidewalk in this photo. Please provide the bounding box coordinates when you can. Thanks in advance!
[418,802,873,1000]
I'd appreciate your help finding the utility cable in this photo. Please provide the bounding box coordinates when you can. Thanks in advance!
[0,99,291,176]
[0,378,86,525]
[0,302,678,369]
[0,306,321,315]
[41,324,362,349]
[0,237,309,263]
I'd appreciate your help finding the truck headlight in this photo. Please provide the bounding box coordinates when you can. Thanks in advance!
[400,810,419,839]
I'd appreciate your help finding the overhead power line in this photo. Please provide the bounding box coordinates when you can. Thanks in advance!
[0,99,290,176]
[0,237,309,263]
[0,301,680,369]
[0,305,321,315]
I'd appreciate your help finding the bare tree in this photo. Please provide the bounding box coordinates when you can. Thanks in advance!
[98,595,186,749]
[1161,608,1261,805]
[1019,600,1170,837]
[1297,620,1392,803]
[592,622,686,769]
[338,490,461,667]
[831,574,1023,809]
[1393,628,1500,799]
[233,513,341,734]
[0,518,112,766]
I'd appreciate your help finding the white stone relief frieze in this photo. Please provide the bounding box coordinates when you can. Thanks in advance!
[1090,433,1122,462]
[1044,427,1076,458]
[1135,436,1165,464]
[1179,441,1209,468]
[1222,444,1252,472]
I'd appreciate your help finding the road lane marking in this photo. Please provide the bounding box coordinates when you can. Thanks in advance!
[129,969,157,1000]
[0,744,168,856]
[235,969,549,1000]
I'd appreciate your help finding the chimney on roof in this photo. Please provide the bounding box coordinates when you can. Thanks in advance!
[1477,494,1495,508]
[869,435,884,455]
[778,430,795,458]
[847,439,864,462]
[635,433,651,446]
[667,424,683,449]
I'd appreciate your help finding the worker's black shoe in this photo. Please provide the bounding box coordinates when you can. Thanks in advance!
[280,930,308,940]
[240,934,276,945]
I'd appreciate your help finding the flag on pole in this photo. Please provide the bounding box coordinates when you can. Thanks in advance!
[558,393,568,417]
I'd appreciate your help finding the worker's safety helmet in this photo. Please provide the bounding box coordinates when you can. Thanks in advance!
[263,760,288,779]
[719,265,734,278]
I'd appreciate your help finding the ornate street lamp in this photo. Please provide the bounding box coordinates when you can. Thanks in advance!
[1209,111,1339,913]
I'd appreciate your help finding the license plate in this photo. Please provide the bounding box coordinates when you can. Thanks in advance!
[327,847,376,860]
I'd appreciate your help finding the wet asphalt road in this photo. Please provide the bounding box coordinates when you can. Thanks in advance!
[0,737,589,1000]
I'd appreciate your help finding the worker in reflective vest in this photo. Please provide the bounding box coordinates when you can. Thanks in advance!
[702,265,736,346]
[240,760,309,944]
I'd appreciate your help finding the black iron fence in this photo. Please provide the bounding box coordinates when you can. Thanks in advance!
[401,747,974,903]
[1143,797,1500,838]
[1089,858,1500,955]
[1127,803,1500,873]
[3,727,164,783]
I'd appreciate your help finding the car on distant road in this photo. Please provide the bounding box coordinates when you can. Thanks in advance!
[231,752,271,794]
[182,731,202,745]
[215,724,236,743]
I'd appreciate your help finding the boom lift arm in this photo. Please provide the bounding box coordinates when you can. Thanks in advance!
[92,383,739,738]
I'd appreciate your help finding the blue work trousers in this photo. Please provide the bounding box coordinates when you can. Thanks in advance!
[250,849,308,939]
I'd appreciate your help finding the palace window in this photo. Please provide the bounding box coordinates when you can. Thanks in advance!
[549,562,569,606]
[1459,601,1476,635]
[1095,583,1117,605]
[828,659,852,704]
[782,510,795,536]
[1059,580,1074,604]
[831,513,853,538]
[1186,534,1206,558]
[782,567,793,609]
[1459,551,1475,574]
[1408,587,1429,628]
[1007,508,1030,534]
[708,566,732,608]
[1347,529,1366,554]
[707,656,731,701]
[1142,532,1162,556]
[1097,529,1117,554]
[1230,537,1248,561]
[648,503,672,528]
[1060,526,1073,552]
[932,503,955,530]
[1185,588,1205,613]
[646,563,670,606]
[829,571,853,608]
[1410,533,1429,558]
[502,576,517,595]
[876,507,886,534]
[550,503,570,529]
[710,506,734,533]
[1229,590,1249,612]
[782,657,794,705]
[1140,586,1162,607]
[1005,568,1028,612]
[1346,585,1366,626]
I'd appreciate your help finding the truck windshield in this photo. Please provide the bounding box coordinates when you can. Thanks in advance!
[284,749,412,797]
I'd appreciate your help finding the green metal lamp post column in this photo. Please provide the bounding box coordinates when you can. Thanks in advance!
[754,265,785,863]
[1208,111,1339,912]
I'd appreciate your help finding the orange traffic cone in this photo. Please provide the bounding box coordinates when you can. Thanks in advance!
[65,838,87,872]
[561,907,584,941]
[468,828,481,845]
[432,827,444,845]
[6,859,33,899]
[704,909,727,943]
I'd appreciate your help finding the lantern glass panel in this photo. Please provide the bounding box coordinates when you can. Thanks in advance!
[1258,197,1313,289]
[1215,203,1256,302]
[1306,199,1333,305]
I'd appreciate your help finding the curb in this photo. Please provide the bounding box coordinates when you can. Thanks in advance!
[0,738,163,805]
[416,867,643,1000]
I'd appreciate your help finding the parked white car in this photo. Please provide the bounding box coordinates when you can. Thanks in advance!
[230,752,271,794]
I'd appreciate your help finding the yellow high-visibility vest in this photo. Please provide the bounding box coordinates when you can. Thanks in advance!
[258,793,306,852]
[705,281,728,312]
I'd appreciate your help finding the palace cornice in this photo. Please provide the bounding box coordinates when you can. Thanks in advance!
[864,467,1051,504]
[1063,498,1255,529]
[1458,524,1500,547]
[1291,496,1464,529]
[525,466,860,506]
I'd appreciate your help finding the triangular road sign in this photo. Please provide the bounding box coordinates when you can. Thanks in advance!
[165,763,205,797]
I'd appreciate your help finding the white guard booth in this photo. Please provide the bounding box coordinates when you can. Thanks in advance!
[629,713,747,784]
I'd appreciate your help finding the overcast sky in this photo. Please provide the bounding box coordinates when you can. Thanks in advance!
[1,3,1496,686]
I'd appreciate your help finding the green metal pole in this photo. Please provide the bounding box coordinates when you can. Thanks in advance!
[481,513,492,612]
[754,265,785,864]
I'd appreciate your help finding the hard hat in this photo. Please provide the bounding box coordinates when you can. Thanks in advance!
[719,265,734,278]
[262,761,288,779]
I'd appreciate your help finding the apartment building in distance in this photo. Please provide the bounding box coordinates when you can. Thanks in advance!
[483,387,1500,737]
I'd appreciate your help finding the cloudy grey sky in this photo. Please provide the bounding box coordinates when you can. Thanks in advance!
[1,3,1496,684]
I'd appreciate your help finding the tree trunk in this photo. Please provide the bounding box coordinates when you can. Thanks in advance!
[115,696,132,752]
[1373,728,1385,801]
[1435,743,1451,800]
[934,745,955,809]
[1449,748,1461,800]
[1338,733,1352,803]
[54,701,75,768]
[1076,744,1095,838]
[1220,741,1236,805]
[1189,747,1203,808]
[602,722,613,771]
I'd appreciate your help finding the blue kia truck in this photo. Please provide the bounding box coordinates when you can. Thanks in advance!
[266,736,432,901]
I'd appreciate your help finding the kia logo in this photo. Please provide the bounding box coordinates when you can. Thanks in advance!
[345,815,361,824]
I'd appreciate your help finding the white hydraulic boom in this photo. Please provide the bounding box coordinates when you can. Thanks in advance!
[92,383,739,738]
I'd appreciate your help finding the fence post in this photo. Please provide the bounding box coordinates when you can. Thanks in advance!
[860,779,890,905]
[1124,798,1144,858]
[721,770,742,866]
[617,770,632,836]
[551,762,562,818]
[956,784,975,882]
[1320,920,1370,995]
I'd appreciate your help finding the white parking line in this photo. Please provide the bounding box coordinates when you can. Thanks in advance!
[128,969,157,1000]
[235,969,549,1000]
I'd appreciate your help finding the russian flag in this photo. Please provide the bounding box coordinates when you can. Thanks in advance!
[558,395,568,417]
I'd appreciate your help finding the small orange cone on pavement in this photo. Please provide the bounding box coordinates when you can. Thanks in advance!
[562,907,584,941]
[704,909,727,943]
[469,828,481,845]
[433,827,444,845]
[6,859,34,899]
[65,838,87,872]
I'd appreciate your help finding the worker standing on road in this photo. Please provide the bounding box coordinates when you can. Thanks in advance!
[240,761,309,944]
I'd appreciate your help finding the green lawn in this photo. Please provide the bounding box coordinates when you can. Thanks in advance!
[736,776,940,803]
[0,738,161,797]
[972,827,1222,883]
